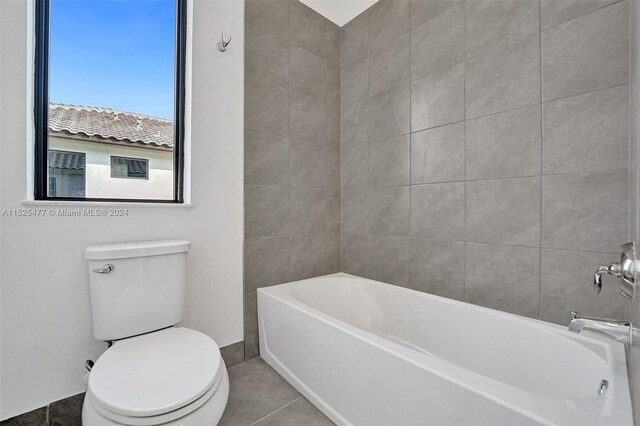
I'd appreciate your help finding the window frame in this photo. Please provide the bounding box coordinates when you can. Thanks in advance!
[110,156,150,180]
[33,0,187,203]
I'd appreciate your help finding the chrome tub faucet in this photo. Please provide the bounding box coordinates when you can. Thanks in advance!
[568,311,631,344]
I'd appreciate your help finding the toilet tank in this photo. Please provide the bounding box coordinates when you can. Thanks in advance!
[85,239,191,341]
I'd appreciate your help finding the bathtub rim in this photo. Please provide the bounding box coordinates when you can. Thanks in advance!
[258,273,632,426]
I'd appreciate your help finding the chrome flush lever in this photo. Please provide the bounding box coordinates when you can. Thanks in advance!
[92,264,114,274]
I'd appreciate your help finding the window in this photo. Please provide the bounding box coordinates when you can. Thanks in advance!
[48,150,86,197]
[111,157,149,180]
[34,0,187,202]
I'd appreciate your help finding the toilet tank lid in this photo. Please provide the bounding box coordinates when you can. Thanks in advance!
[85,239,191,260]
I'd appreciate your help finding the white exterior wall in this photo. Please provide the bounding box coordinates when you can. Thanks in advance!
[49,136,174,200]
[0,0,245,419]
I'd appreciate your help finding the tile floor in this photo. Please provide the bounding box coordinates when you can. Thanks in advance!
[220,358,334,426]
[0,358,334,426]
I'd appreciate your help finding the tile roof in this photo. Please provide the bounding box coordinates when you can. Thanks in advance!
[49,149,86,170]
[48,103,174,149]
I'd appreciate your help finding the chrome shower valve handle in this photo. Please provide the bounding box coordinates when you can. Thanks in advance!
[594,263,622,294]
[593,242,636,300]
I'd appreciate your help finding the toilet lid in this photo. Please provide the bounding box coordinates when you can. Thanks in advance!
[88,327,222,417]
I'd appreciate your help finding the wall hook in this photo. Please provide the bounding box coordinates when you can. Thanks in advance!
[217,33,232,52]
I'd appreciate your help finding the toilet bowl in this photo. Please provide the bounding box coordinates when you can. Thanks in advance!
[83,240,230,425]
[82,327,229,425]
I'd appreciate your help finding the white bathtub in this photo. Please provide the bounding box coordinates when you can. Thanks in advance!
[257,273,632,426]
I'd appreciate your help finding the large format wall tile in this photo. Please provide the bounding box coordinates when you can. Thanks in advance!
[368,0,410,49]
[543,85,629,174]
[369,186,411,236]
[342,54,370,107]
[291,142,326,188]
[368,234,411,285]
[411,4,464,79]
[290,93,325,144]
[244,237,291,293]
[244,130,290,186]
[369,33,410,96]
[466,177,541,247]
[342,11,368,65]
[291,45,326,97]
[542,171,628,253]
[410,0,463,29]
[541,1,628,102]
[342,98,369,147]
[466,34,540,118]
[370,84,411,140]
[341,143,369,189]
[246,22,290,88]
[540,249,624,325]
[464,243,541,317]
[411,122,465,184]
[246,0,290,40]
[327,190,341,232]
[410,238,464,300]
[342,233,369,276]
[342,189,369,233]
[325,143,341,189]
[245,78,290,137]
[369,135,410,187]
[324,22,341,65]
[326,64,341,148]
[464,0,539,59]
[540,0,619,30]
[326,232,341,273]
[291,234,326,280]
[245,185,290,238]
[466,106,541,180]
[411,182,465,240]
[290,0,326,57]
[411,63,464,131]
[291,188,327,235]
[243,292,259,359]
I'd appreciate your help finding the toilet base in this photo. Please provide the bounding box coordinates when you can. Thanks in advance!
[82,364,229,425]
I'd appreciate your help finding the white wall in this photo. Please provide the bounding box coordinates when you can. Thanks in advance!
[50,137,174,200]
[0,0,245,419]
[299,0,377,26]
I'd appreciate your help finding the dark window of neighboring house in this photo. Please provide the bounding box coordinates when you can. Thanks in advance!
[111,156,149,180]
[34,0,187,202]
[48,150,86,198]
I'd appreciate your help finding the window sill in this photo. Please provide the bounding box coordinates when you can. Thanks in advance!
[22,200,194,208]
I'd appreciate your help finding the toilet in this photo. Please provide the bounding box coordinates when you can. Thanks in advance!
[82,240,229,425]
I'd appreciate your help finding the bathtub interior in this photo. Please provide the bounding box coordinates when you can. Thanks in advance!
[285,275,616,399]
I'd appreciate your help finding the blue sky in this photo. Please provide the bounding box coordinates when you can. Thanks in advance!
[50,0,176,119]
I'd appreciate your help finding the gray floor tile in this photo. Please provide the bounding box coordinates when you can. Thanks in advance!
[0,407,47,426]
[49,393,84,426]
[253,397,334,426]
[219,358,301,426]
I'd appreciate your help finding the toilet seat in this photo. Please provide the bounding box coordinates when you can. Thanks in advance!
[87,327,223,423]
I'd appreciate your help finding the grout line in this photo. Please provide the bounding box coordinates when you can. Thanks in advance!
[539,0,624,33]
[538,0,544,320]
[338,168,629,192]
[250,396,303,426]
[288,1,293,283]
[462,0,468,303]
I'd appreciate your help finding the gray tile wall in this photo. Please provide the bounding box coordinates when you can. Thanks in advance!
[340,0,629,324]
[244,0,341,359]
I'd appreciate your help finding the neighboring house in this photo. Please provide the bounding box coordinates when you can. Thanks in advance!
[48,103,174,199]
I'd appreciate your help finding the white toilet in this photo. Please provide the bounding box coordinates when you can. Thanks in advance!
[82,239,229,425]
